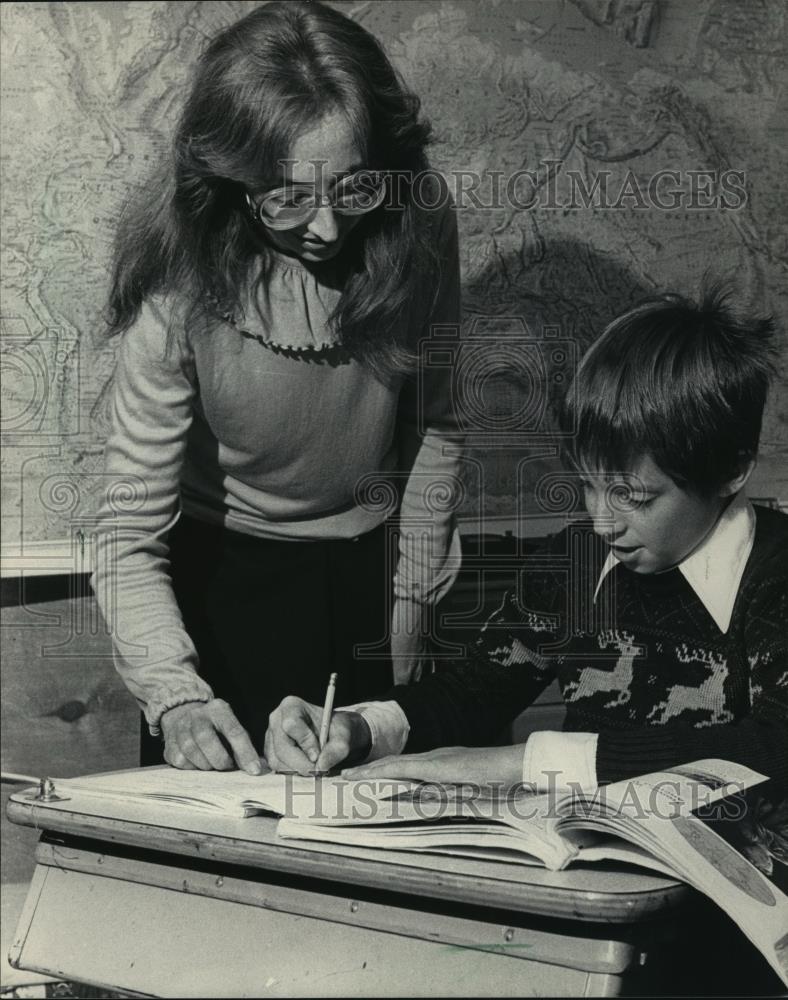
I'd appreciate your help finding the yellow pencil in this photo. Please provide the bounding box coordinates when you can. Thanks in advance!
[318,672,338,751]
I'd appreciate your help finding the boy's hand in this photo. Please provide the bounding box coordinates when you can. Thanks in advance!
[264,696,372,775]
[160,699,265,775]
[343,745,525,785]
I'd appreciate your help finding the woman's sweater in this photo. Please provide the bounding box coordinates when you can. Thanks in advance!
[90,202,462,729]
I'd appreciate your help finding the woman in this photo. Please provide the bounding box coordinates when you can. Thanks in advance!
[91,1,462,773]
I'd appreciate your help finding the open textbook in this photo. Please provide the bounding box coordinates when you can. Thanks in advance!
[47,760,788,984]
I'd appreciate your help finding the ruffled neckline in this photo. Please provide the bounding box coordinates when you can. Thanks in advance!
[263,246,313,273]
[211,251,345,354]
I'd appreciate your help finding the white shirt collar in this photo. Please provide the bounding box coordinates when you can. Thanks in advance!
[593,491,756,633]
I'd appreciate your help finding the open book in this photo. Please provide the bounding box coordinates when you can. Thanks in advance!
[47,760,787,985]
[47,766,412,820]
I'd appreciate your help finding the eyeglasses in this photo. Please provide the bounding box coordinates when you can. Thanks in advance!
[245,170,387,230]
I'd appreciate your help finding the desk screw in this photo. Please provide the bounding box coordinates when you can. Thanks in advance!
[216,877,224,887]
[39,778,55,801]
[350,901,359,913]
[504,929,514,942]
[33,778,67,803]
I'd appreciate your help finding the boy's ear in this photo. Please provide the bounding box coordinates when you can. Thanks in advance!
[718,456,756,497]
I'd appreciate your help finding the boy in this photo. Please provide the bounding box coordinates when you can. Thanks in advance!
[264,285,788,794]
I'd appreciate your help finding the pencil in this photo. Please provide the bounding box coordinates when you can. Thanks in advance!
[318,672,338,751]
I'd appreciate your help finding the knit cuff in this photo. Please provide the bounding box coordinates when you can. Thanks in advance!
[146,683,214,736]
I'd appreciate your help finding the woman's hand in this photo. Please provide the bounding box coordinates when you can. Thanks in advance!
[264,696,372,775]
[342,745,526,785]
[390,599,428,684]
[160,699,264,775]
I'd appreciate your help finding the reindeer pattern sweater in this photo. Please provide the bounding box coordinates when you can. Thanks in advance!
[390,504,788,790]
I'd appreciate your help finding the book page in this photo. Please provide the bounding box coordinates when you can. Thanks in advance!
[53,767,278,817]
[557,762,788,986]
[276,816,570,869]
[51,768,426,820]
[599,758,768,814]
[611,812,787,985]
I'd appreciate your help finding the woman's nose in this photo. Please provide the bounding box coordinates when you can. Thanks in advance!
[307,204,339,243]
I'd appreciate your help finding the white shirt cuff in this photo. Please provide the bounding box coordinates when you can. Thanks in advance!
[337,701,410,762]
[522,731,598,792]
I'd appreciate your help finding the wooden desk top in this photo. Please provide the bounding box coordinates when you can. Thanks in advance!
[8,787,689,924]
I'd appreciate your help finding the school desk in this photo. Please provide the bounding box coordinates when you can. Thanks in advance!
[6,786,694,998]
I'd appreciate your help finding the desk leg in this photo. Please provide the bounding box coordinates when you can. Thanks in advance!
[8,864,48,972]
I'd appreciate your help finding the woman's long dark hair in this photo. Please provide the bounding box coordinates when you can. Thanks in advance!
[107,0,439,380]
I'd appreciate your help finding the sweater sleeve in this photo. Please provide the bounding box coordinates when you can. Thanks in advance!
[595,578,788,792]
[90,299,214,732]
[392,193,464,610]
[390,575,561,750]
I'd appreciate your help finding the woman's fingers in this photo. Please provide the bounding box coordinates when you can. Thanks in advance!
[161,699,263,774]
[177,731,216,771]
[164,708,214,770]
[163,745,197,770]
[210,700,264,775]
[189,713,235,770]
[263,727,281,773]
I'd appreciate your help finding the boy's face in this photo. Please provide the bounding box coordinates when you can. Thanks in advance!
[580,454,731,574]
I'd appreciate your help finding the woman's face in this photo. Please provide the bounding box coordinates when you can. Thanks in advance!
[253,112,366,264]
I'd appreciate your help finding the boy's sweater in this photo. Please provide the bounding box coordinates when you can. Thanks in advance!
[391,505,788,790]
